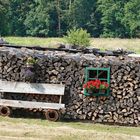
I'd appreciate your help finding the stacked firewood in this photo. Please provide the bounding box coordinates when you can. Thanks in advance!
[64,58,140,126]
[2,93,59,103]
[0,47,140,125]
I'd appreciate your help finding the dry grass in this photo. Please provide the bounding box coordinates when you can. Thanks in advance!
[91,38,140,53]
[4,37,140,53]
[0,116,140,140]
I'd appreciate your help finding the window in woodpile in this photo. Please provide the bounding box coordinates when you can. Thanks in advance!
[84,67,110,97]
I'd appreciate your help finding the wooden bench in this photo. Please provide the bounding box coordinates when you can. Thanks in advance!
[0,80,65,121]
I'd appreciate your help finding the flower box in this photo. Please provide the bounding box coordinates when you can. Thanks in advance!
[83,79,109,97]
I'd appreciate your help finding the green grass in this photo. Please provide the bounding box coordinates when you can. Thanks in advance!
[4,37,140,53]
[0,116,140,138]
[4,37,65,48]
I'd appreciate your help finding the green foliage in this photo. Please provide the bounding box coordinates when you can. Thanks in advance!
[97,0,128,38]
[24,1,50,37]
[26,57,37,65]
[0,0,10,35]
[65,28,90,47]
[66,0,101,37]
[123,0,140,37]
[0,0,140,38]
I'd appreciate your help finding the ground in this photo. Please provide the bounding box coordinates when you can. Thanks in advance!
[4,37,140,53]
[0,116,140,140]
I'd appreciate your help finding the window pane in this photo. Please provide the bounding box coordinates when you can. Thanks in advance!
[88,70,97,78]
[98,70,107,79]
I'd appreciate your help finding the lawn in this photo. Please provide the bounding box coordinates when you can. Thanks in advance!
[4,37,140,53]
[0,116,140,140]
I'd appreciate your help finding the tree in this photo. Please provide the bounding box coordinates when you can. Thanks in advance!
[9,0,32,36]
[97,0,129,38]
[47,0,68,37]
[123,0,140,37]
[0,0,10,35]
[0,0,139,38]
[65,0,101,37]
[24,0,50,37]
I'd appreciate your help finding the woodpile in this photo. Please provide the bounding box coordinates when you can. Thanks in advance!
[0,47,140,126]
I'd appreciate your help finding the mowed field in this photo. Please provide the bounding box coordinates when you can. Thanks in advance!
[0,116,140,140]
[4,37,140,53]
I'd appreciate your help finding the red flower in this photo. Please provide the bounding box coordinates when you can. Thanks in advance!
[83,80,109,90]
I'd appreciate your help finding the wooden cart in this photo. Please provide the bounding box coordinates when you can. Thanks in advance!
[0,80,65,121]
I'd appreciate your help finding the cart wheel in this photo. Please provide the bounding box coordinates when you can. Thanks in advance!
[0,106,11,117]
[44,109,60,121]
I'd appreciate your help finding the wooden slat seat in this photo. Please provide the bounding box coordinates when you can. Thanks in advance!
[0,99,65,110]
[0,80,65,95]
